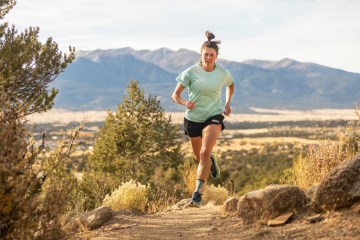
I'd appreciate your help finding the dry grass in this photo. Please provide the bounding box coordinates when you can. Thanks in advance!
[103,180,149,212]
[182,159,197,195]
[282,121,360,189]
[203,184,229,205]
[182,158,230,205]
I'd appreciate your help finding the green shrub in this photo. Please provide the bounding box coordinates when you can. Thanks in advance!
[80,81,184,211]
[75,171,119,211]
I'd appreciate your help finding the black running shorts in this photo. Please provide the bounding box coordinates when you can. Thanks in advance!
[183,114,225,138]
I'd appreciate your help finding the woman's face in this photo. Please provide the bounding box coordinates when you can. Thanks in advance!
[201,47,218,67]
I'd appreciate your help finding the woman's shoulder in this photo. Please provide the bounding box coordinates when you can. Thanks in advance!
[182,62,202,74]
[215,64,231,75]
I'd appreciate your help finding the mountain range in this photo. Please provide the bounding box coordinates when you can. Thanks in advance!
[52,47,360,113]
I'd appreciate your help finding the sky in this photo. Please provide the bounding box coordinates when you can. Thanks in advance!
[4,0,360,73]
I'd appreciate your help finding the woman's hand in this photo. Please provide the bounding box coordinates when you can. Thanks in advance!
[224,83,234,116]
[185,101,195,110]
[223,103,231,116]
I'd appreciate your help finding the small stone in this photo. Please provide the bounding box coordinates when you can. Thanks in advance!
[267,212,294,227]
[351,203,360,213]
[307,214,324,223]
[172,198,192,210]
[79,206,113,230]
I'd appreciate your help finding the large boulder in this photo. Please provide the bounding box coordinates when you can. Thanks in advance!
[237,184,306,224]
[79,206,113,230]
[314,154,360,211]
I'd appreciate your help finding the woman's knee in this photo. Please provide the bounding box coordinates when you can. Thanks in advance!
[200,147,211,160]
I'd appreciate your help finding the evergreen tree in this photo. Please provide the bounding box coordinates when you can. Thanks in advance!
[89,80,183,183]
[0,0,75,119]
[0,1,76,238]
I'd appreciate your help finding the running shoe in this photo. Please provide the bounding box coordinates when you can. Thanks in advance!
[210,153,220,179]
[188,191,202,207]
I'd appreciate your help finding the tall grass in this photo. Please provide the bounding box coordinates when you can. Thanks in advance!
[146,168,185,213]
[281,107,360,189]
[203,184,229,205]
[182,158,197,195]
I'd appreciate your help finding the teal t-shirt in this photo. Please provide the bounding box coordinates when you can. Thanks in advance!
[176,62,234,122]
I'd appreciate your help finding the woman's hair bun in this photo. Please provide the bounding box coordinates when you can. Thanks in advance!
[205,31,215,41]
[201,31,221,54]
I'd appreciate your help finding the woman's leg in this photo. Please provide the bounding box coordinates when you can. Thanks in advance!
[197,124,222,181]
[189,136,202,161]
[188,124,222,207]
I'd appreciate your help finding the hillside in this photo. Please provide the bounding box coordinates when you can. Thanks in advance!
[53,47,360,112]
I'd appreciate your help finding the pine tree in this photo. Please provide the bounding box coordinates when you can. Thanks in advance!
[89,80,183,183]
[0,1,75,119]
[0,1,76,238]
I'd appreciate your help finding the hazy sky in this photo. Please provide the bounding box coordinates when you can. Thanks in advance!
[4,0,360,73]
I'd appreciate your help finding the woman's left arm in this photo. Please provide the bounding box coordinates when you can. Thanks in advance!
[223,83,235,116]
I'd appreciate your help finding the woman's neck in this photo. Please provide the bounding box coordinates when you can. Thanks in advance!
[201,62,215,72]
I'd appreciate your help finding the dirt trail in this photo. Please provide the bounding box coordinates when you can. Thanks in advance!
[70,204,360,240]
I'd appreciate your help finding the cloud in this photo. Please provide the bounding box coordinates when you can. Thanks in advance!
[5,0,360,73]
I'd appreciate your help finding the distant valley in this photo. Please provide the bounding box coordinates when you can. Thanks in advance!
[53,47,360,112]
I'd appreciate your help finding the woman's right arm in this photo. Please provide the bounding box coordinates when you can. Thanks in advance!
[172,83,195,110]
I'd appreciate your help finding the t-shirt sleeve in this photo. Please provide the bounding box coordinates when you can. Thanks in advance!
[176,70,191,88]
[224,69,234,86]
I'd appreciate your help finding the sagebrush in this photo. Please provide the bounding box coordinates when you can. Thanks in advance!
[103,180,149,212]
